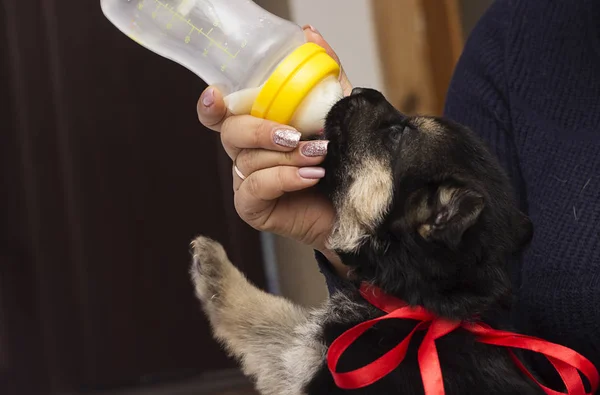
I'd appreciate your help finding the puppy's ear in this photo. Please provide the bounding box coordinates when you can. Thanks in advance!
[418,186,484,248]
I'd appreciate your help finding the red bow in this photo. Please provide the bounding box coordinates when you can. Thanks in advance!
[327,283,599,395]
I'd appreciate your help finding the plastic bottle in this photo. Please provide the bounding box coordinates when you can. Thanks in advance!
[100,0,344,136]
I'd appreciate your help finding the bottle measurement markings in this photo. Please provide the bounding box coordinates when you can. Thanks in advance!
[135,0,246,64]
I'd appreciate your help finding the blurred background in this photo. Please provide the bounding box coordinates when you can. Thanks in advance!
[1,0,492,394]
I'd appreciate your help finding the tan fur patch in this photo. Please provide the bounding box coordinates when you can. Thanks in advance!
[413,117,442,136]
[439,186,457,206]
[418,224,432,239]
[327,158,393,252]
[405,190,432,226]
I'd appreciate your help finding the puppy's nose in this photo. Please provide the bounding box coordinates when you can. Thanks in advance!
[351,87,365,96]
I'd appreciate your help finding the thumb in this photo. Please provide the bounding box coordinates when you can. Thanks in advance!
[197,86,231,132]
[302,25,353,96]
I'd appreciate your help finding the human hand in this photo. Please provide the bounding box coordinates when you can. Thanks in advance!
[196,26,352,275]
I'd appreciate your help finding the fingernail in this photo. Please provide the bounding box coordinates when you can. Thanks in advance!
[299,167,325,179]
[301,140,329,157]
[303,24,320,34]
[202,88,215,107]
[273,129,301,148]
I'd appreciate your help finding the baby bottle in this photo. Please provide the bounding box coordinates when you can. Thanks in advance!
[100,0,344,136]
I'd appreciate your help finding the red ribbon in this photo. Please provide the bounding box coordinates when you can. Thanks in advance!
[327,283,599,395]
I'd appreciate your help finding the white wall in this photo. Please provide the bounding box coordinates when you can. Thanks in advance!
[287,0,385,92]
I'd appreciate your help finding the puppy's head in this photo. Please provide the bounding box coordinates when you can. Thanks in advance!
[319,88,532,319]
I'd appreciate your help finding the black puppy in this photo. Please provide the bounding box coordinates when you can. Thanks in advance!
[190,88,545,394]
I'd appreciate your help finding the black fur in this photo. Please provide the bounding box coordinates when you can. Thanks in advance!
[308,88,546,394]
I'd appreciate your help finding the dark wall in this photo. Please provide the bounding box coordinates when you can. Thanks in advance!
[0,1,266,394]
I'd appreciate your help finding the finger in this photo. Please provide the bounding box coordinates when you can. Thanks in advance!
[234,166,326,224]
[197,86,231,132]
[220,115,302,160]
[232,140,329,190]
[302,25,353,96]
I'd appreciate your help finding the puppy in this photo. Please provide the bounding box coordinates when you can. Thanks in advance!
[190,88,543,394]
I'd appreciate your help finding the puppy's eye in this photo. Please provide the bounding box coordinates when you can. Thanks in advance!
[388,125,409,143]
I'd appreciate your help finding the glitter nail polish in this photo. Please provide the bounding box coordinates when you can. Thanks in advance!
[273,129,301,148]
[301,140,329,157]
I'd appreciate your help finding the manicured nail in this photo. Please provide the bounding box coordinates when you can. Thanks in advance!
[273,129,301,148]
[301,140,329,157]
[202,88,215,107]
[303,25,320,34]
[299,167,325,179]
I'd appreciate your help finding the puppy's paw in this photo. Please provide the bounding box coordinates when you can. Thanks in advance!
[190,236,231,305]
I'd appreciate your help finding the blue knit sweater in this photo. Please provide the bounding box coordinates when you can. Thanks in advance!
[316,0,600,388]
